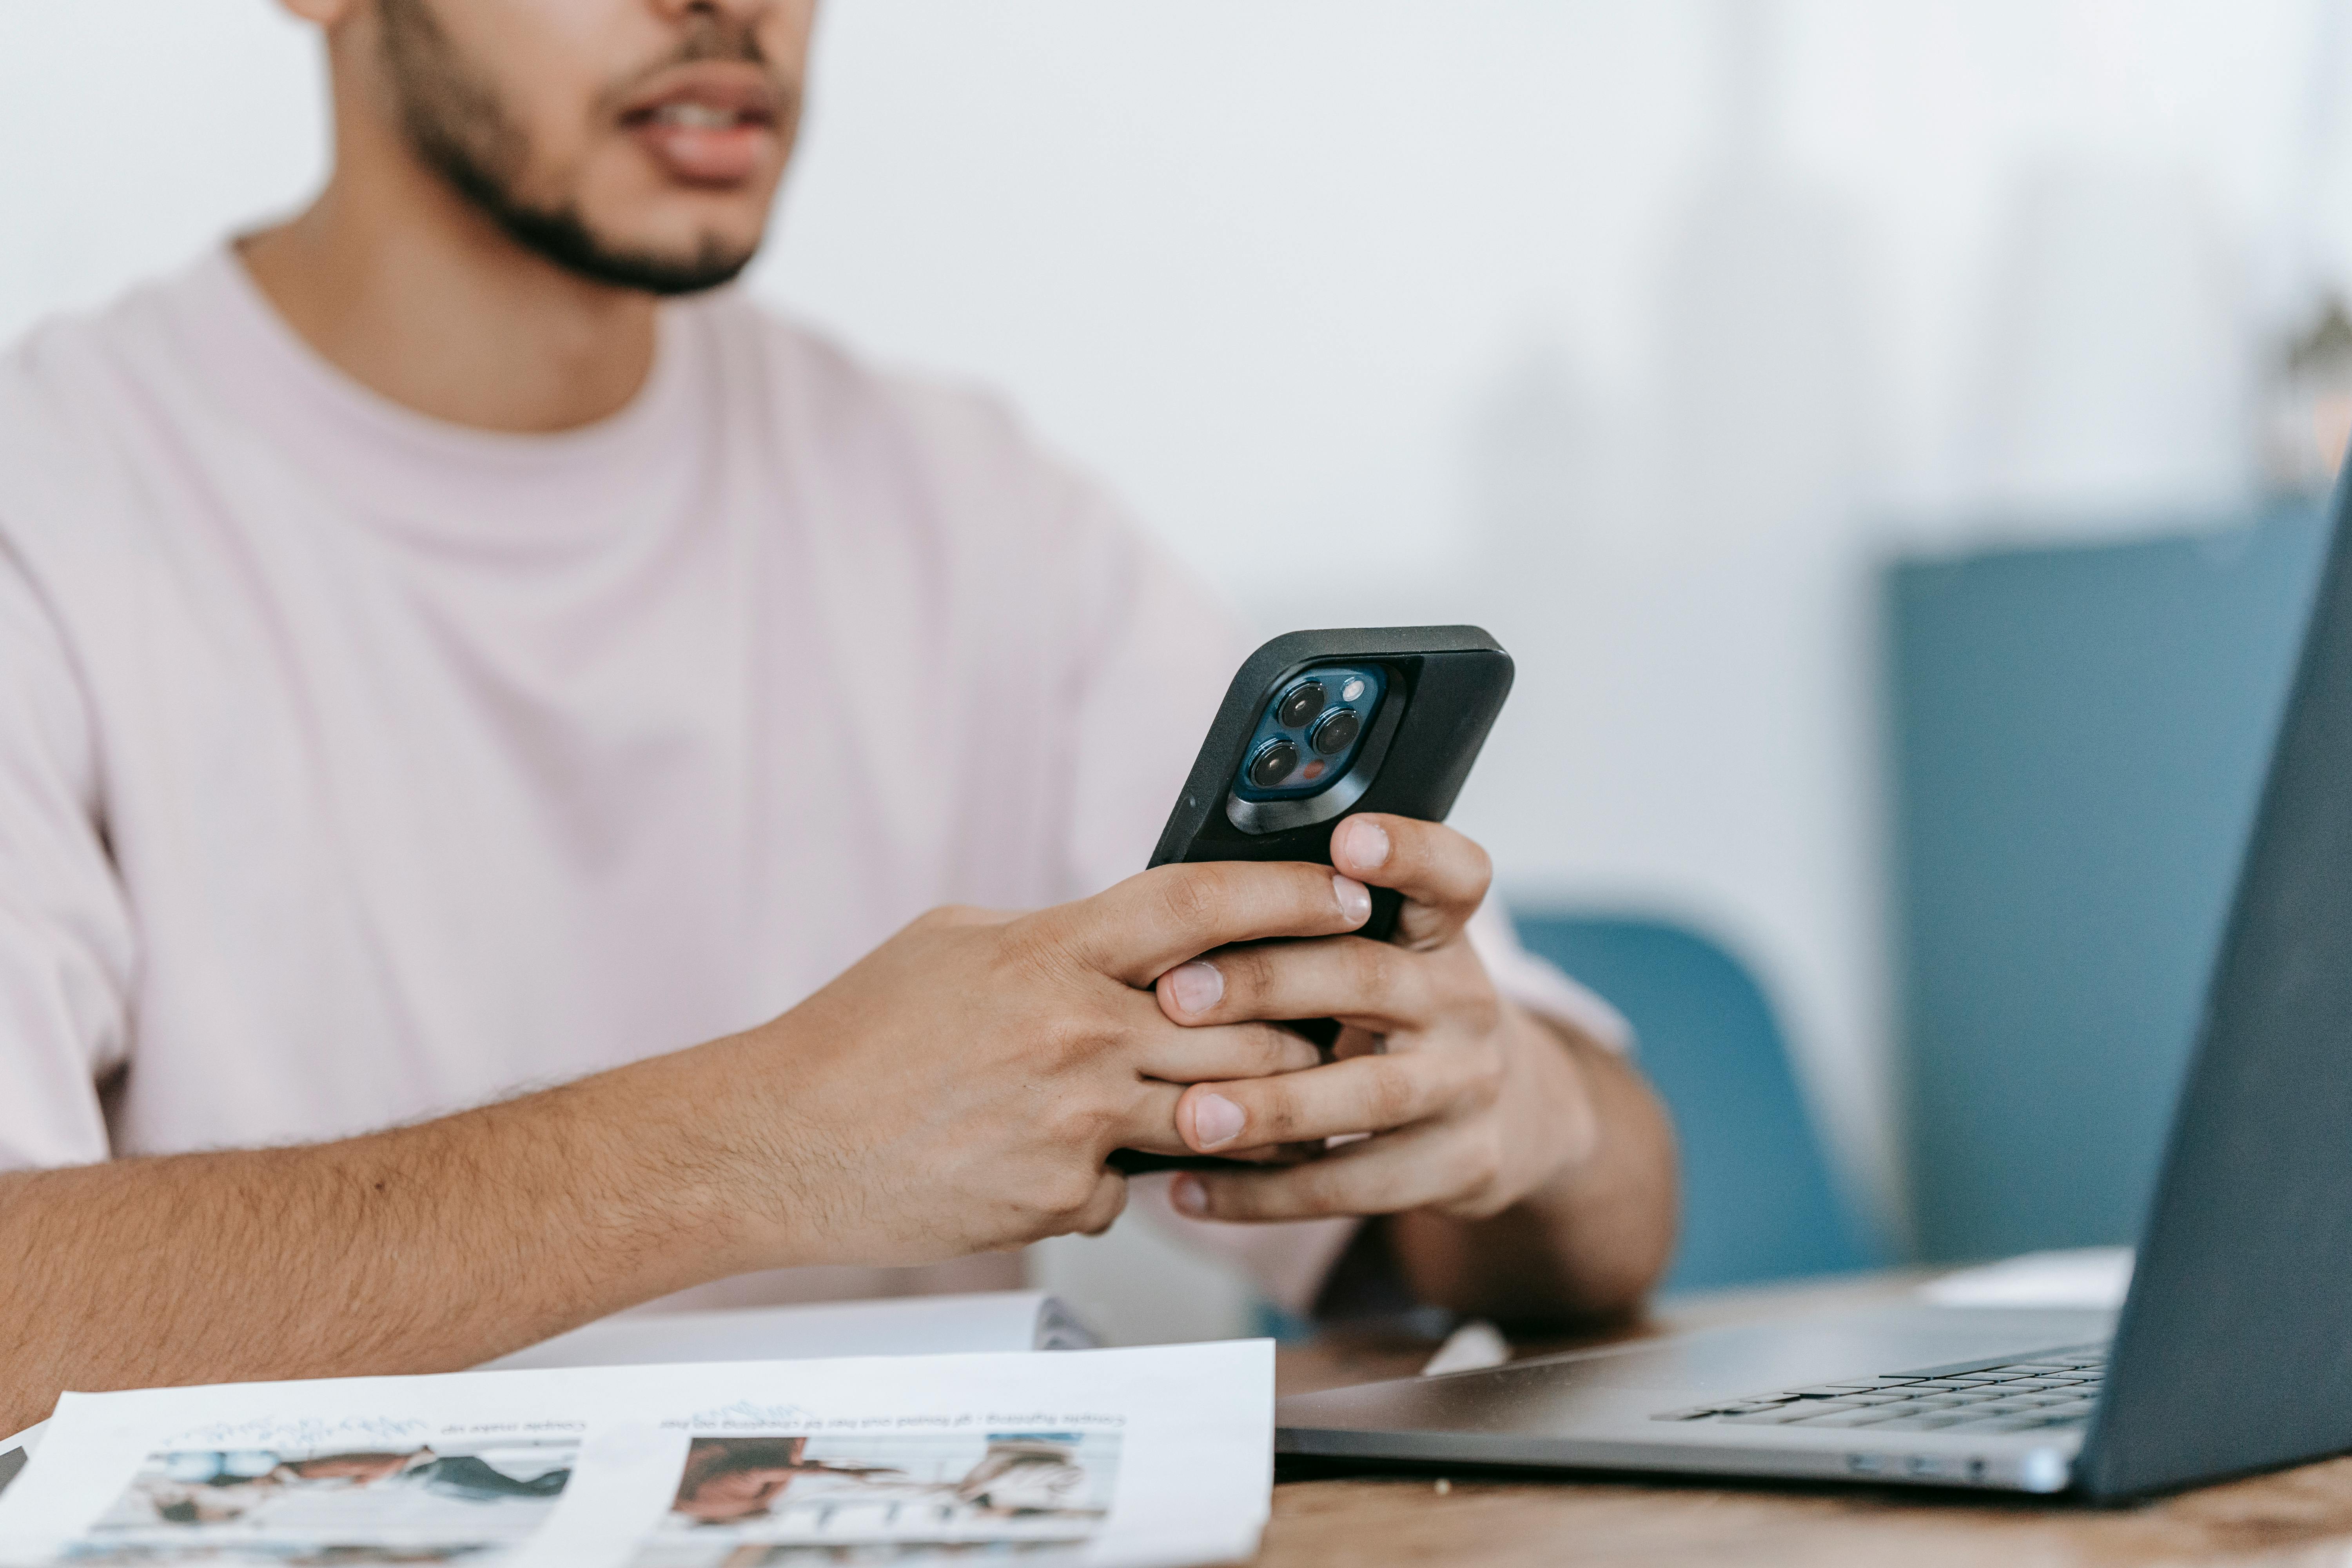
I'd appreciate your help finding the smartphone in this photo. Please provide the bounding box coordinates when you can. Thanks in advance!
[1111,625,1514,1174]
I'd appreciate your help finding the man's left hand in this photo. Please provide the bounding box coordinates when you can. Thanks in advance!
[1155,813,1601,1223]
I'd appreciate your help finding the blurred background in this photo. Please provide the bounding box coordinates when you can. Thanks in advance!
[11,0,2352,1341]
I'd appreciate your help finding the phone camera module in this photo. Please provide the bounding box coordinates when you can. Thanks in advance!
[1248,737,1301,790]
[1309,708,1362,756]
[1276,680,1327,729]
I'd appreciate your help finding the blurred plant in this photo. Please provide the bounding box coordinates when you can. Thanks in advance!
[2262,294,2352,498]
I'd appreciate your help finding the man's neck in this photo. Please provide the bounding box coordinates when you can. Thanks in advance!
[240,160,660,436]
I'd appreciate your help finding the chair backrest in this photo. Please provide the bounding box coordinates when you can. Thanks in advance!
[1513,913,1880,1289]
[1887,503,2328,1261]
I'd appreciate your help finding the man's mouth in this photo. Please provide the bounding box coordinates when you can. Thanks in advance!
[618,67,783,187]
[646,103,755,131]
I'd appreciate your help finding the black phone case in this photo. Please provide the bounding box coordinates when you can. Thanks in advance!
[1112,625,1514,1175]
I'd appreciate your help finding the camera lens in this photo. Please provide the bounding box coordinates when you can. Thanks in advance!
[1309,707,1362,756]
[1277,680,1326,729]
[1247,737,1300,789]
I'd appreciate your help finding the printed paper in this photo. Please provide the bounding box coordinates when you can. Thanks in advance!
[0,1342,1269,1568]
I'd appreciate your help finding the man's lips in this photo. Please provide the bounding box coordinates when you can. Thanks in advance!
[618,65,782,187]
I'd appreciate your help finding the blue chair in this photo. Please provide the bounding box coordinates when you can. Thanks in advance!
[1514,913,1881,1289]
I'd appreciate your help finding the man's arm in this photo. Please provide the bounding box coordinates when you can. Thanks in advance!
[0,859,1372,1436]
[0,1062,747,1436]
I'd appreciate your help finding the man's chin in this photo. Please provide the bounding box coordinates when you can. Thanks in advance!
[499,202,760,297]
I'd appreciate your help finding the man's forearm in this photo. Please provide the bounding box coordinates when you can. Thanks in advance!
[1388,1024,1678,1327]
[0,1054,756,1435]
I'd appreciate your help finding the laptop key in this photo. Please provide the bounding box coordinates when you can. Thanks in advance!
[1648,1345,2115,1432]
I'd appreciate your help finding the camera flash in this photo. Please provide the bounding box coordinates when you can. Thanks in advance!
[1341,677,1366,703]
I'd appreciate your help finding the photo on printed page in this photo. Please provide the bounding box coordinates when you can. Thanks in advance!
[628,1429,1119,1568]
[55,1435,578,1566]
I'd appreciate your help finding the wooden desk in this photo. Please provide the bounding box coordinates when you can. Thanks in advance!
[1258,1272,2352,1566]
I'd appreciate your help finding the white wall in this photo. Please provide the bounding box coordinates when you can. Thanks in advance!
[5,0,2344,1336]
[762,1,2348,1275]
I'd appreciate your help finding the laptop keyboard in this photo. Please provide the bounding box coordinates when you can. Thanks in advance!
[1651,1342,2107,1436]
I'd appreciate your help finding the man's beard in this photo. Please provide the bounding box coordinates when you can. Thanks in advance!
[377,0,763,296]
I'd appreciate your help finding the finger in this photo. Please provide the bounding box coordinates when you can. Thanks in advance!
[1171,1119,1486,1221]
[1109,1080,1198,1156]
[1155,936,1470,1033]
[1134,1018,1324,1084]
[1035,860,1373,986]
[1102,1082,1304,1166]
[1110,1079,1319,1161]
[1173,1049,1475,1153]
[1329,815,1491,949]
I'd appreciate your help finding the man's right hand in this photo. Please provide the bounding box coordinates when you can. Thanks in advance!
[686,859,1376,1269]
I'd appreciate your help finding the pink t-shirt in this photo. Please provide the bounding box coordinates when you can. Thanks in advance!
[0,251,1619,1314]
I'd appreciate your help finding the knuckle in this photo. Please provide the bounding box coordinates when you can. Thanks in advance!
[1468,1124,1506,1187]
[1158,863,1234,935]
[1433,949,1501,1031]
[1363,1063,1420,1128]
[1029,1160,1105,1222]
[999,913,1083,984]
[1291,1161,1348,1215]
[1220,944,1276,1005]
[1463,985,1504,1036]
[1351,940,1411,1006]
[1461,837,1494,901]
[1253,1087,1304,1143]
[1037,1007,1112,1070]
[1445,1127,1508,1214]
[1044,1086,1120,1146]
[1083,1179,1129,1234]
[1464,1037,1507,1098]
[1262,1025,1316,1073]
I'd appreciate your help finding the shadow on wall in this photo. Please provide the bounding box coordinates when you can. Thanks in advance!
[1889,501,2329,1264]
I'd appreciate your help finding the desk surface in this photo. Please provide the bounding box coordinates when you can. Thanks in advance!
[1259,1271,2352,1566]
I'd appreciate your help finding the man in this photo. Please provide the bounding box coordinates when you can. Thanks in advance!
[0,0,1675,1436]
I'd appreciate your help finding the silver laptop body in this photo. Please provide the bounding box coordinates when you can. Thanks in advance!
[1282,463,2352,1501]
[1278,1304,2105,1492]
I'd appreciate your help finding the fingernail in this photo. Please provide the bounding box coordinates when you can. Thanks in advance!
[1171,1173,1208,1216]
[1333,874,1373,926]
[1167,959,1223,1016]
[1192,1092,1246,1150]
[1343,816,1391,870]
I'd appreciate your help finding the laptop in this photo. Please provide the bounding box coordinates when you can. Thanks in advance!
[1279,472,2352,1499]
